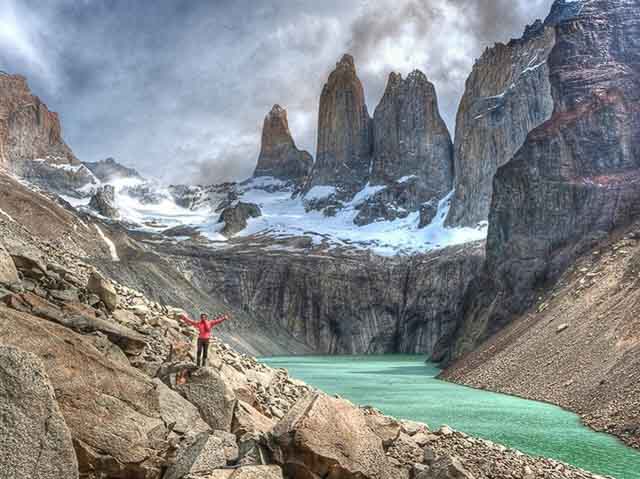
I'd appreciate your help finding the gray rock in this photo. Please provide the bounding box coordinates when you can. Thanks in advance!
[0,345,78,479]
[177,367,237,431]
[89,184,119,219]
[218,202,262,237]
[87,270,118,311]
[153,379,210,435]
[164,431,234,479]
[428,456,474,479]
[371,70,453,212]
[0,240,19,285]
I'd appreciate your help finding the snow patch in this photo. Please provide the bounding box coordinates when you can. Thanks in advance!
[0,207,15,222]
[94,224,120,262]
[304,185,336,201]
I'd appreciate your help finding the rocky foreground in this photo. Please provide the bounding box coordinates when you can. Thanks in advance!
[0,186,608,479]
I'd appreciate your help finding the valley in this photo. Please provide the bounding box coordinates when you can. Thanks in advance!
[1,0,640,478]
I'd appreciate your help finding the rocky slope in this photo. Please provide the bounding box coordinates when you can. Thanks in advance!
[309,54,373,192]
[445,20,556,227]
[0,72,78,171]
[253,105,312,183]
[443,222,640,449]
[84,157,143,182]
[152,237,485,356]
[0,181,610,479]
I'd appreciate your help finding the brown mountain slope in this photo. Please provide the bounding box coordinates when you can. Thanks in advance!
[442,222,640,449]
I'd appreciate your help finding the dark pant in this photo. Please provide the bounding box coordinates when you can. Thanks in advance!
[197,338,209,366]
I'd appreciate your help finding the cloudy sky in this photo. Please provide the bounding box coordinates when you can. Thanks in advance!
[0,0,555,184]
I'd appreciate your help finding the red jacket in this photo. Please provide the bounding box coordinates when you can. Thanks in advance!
[181,316,226,340]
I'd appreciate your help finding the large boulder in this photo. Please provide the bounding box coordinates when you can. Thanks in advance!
[164,431,238,479]
[206,466,284,479]
[0,306,197,478]
[269,392,396,479]
[87,270,118,311]
[176,366,237,431]
[0,239,19,285]
[218,202,262,237]
[0,345,79,479]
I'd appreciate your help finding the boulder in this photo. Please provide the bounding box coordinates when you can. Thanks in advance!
[153,379,210,436]
[0,345,78,479]
[253,104,313,182]
[218,202,262,237]
[87,270,118,311]
[269,392,396,478]
[89,184,119,219]
[206,466,284,479]
[164,431,237,479]
[426,456,474,479]
[0,240,19,285]
[176,366,237,431]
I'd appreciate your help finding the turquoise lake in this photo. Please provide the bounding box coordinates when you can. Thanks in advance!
[261,355,640,479]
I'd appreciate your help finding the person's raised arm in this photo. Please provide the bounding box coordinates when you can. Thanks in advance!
[179,314,198,327]
[210,313,231,326]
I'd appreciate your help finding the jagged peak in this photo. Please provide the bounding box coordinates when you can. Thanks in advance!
[339,53,355,68]
[407,69,428,83]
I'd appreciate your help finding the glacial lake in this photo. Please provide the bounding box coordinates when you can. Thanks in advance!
[261,355,640,479]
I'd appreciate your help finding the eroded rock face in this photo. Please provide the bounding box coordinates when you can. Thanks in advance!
[254,105,313,182]
[446,21,556,227]
[0,73,78,171]
[0,345,79,479]
[371,70,453,199]
[310,54,372,192]
[449,0,640,360]
[162,240,484,356]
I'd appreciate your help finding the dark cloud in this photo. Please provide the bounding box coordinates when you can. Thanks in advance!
[0,0,555,185]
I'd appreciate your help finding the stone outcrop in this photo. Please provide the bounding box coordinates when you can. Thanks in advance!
[445,20,556,227]
[253,105,313,182]
[447,0,640,361]
[310,54,372,192]
[218,201,262,237]
[0,345,79,479]
[84,157,143,182]
[371,70,453,198]
[89,185,119,219]
[0,73,78,171]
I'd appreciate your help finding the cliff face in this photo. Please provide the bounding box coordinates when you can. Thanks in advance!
[448,0,640,360]
[0,73,78,171]
[160,239,484,356]
[371,70,453,195]
[445,22,556,227]
[310,54,372,192]
[253,105,312,182]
